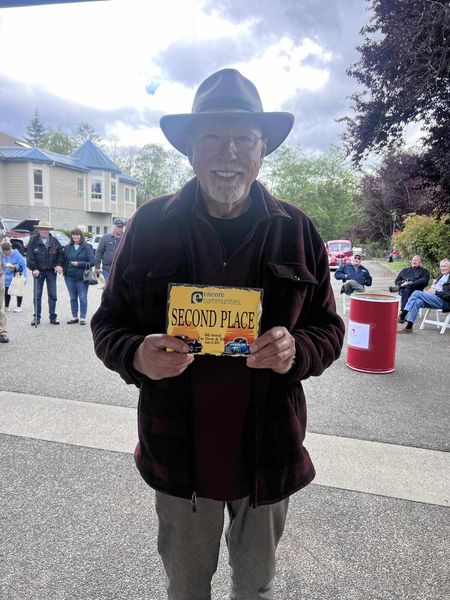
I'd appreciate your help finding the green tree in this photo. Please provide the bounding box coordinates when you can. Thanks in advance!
[45,127,76,155]
[260,147,362,241]
[394,214,450,272]
[25,110,48,147]
[123,144,192,206]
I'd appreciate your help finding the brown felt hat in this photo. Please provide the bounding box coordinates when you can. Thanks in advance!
[160,68,294,156]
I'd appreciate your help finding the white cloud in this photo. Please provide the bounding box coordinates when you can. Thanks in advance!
[235,37,331,110]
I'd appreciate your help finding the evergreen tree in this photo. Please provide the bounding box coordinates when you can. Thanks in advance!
[25,110,48,147]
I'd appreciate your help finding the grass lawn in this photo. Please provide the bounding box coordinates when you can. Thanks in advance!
[381,260,409,273]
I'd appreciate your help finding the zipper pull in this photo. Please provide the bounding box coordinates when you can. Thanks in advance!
[191,491,198,513]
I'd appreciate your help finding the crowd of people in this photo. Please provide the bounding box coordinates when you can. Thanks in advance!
[0,218,124,342]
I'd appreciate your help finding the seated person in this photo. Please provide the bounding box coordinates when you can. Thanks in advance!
[394,255,430,310]
[398,258,450,333]
[334,253,372,295]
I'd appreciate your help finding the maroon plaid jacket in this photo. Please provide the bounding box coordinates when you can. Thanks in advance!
[91,179,345,506]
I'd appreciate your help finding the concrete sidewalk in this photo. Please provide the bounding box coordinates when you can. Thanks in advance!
[0,260,449,599]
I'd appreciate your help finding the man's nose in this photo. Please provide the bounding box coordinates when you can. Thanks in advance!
[218,136,239,158]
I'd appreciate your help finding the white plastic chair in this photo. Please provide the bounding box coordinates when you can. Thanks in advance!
[419,308,450,334]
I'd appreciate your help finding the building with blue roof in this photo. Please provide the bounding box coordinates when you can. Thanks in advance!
[0,134,139,234]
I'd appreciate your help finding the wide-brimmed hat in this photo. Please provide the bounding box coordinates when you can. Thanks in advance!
[36,220,53,230]
[160,68,294,156]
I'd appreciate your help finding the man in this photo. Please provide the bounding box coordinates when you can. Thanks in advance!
[91,68,344,599]
[0,243,9,342]
[394,255,430,310]
[26,220,64,326]
[334,253,372,295]
[94,218,125,281]
[398,258,450,333]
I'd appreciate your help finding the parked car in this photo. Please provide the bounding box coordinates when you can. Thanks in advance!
[0,217,39,255]
[51,230,70,247]
[223,337,251,355]
[87,233,103,251]
[326,239,353,269]
[174,335,203,353]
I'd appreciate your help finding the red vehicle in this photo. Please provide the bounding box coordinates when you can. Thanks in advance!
[0,218,39,255]
[326,239,352,269]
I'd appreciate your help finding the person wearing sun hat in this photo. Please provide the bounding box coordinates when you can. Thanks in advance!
[92,68,344,598]
[26,219,64,326]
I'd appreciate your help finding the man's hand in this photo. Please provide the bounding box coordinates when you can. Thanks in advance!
[32,270,40,278]
[55,266,63,274]
[95,267,101,274]
[247,326,296,375]
[133,334,195,380]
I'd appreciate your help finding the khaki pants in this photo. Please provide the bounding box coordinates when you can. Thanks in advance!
[155,492,289,600]
[0,275,7,334]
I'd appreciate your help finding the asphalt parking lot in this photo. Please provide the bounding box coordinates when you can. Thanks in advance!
[0,260,449,599]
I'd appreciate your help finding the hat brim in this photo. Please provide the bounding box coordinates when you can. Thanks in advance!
[160,111,294,156]
[37,225,53,230]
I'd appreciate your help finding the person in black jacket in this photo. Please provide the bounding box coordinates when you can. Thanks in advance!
[63,228,96,325]
[394,255,430,310]
[398,258,450,333]
[334,253,372,295]
[26,221,64,326]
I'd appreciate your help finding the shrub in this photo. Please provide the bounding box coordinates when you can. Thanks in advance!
[394,214,450,272]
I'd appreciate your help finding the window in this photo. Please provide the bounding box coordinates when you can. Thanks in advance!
[96,226,100,234]
[91,180,102,200]
[77,177,84,200]
[104,226,108,234]
[125,187,136,204]
[88,225,93,233]
[111,182,117,203]
[34,169,43,199]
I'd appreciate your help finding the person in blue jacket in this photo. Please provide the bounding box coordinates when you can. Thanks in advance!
[334,253,372,295]
[1,241,27,312]
[63,229,95,325]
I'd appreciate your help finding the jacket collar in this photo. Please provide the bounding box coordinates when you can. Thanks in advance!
[160,177,292,222]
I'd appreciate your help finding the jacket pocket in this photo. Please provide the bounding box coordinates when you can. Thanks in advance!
[123,264,179,330]
[263,263,318,330]
[268,262,318,286]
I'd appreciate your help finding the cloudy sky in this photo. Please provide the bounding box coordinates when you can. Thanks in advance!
[0,0,373,152]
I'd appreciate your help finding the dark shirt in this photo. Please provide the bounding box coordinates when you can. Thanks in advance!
[190,196,264,500]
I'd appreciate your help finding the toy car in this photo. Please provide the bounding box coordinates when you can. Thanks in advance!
[174,335,203,353]
[223,337,251,355]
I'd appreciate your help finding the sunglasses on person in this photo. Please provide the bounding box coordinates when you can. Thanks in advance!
[353,255,362,260]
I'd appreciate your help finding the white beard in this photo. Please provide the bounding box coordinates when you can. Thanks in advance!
[205,179,247,205]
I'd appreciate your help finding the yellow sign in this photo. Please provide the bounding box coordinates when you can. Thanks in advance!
[166,283,263,356]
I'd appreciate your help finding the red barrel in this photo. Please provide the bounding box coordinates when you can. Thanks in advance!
[346,293,399,374]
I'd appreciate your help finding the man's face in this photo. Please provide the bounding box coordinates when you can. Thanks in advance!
[411,256,421,268]
[113,224,124,237]
[38,228,50,239]
[187,115,267,216]
[351,255,362,266]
